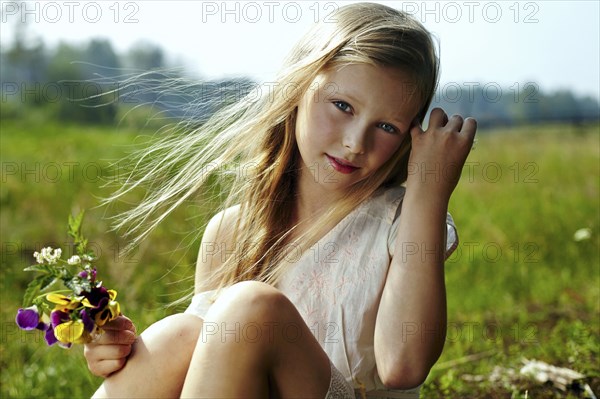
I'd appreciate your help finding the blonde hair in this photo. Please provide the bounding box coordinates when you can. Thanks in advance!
[107,2,439,296]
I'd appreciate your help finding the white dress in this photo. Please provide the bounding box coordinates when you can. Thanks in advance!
[185,186,458,398]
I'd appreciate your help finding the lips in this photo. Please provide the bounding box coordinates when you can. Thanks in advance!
[326,154,360,174]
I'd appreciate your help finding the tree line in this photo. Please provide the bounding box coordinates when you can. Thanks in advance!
[1,33,598,129]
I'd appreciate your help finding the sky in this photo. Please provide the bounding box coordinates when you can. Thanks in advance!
[1,0,599,100]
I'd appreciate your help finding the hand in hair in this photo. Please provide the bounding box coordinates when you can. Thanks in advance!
[83,315,137,378]
[406,107,477,201]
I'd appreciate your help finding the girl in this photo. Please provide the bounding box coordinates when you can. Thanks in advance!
[84,2,476,398]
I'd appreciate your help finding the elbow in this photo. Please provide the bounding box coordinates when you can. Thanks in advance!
[374,335,444,390]
[378,362,430,390]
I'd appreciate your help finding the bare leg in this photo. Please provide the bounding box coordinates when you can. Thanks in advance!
[180,281,333,399]
[93,313,204,398]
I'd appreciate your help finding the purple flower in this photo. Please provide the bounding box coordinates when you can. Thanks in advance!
[50,310,70,328]
[44,325,58,346]
[36,321,49,331]
[78,271,88,279]
[16,307,40,330]
[80,309,95,332]
[83,286,108,308]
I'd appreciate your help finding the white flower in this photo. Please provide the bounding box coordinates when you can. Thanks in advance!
[33,251,44,264]
[573,228,592,242]
[48,248,61,264]
[40,248,52,263]
[35,247,62,265]
[67,255,81,265]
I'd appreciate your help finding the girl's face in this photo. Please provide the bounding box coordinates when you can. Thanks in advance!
[295,63,421,197]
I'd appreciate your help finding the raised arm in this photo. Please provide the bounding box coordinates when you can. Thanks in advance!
[374,108,477,389]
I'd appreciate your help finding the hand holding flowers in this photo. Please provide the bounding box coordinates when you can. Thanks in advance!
[15,212,121,348]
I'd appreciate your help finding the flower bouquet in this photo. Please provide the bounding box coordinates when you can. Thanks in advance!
[15,212,120,348]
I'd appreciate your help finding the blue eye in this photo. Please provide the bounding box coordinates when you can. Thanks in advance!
[333,101,352,113]
[378,122,397,134]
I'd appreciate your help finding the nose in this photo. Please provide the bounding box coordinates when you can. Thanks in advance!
[342,124,367,155]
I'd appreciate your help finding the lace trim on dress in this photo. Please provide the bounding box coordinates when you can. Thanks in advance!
[325,361,355,399]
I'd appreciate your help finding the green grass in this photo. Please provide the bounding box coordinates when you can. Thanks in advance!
[424,123,600,398]
[1,115,598,398]
[1,113,201,398]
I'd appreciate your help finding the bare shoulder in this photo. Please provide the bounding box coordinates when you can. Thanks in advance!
[194,205,241,293]
[203,205,241,243]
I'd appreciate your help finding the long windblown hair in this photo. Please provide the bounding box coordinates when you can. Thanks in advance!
[107,2,440,297]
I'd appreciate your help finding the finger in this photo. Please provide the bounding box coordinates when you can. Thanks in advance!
[85,342,133,362]
[90,358,128,378]
[446,114,464,131]
[409,121,424,139]
[102,316,136,333]
[92,329,137,345]
[462,117,478,140]
[102,315,135,331]
[428,107,448,128]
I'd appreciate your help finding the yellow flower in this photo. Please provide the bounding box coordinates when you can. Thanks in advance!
[94,300,120,327]
[46,293,69,305]
[81,298,95,308]
[108,300,120,319]
[53,320,90,344]
[46,293,82,311]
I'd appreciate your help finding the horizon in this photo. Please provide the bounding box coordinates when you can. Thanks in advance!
[1,1,599,101]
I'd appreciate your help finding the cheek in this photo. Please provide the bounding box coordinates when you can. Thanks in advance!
[373,135,406,165]
[294,102,312,145]
[296,101,337,144]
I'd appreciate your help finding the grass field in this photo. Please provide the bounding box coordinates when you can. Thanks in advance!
[1,112,598,398]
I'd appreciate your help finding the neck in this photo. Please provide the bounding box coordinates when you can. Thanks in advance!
[291,165,349,235]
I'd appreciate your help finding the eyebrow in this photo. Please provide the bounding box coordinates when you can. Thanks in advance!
[334,89,363,107]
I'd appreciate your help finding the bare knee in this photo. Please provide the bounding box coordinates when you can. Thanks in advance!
[142,313,203,346]
[171,313,204,346]
[113,313,203,374]
[190,282,332,397]
[213,281,292,319]
[227,281,284,300]
[202,281,300,348]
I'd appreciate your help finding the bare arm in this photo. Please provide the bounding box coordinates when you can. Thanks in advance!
[374,108,477,389]
[84,206,240,377]
[194,205,240,294]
